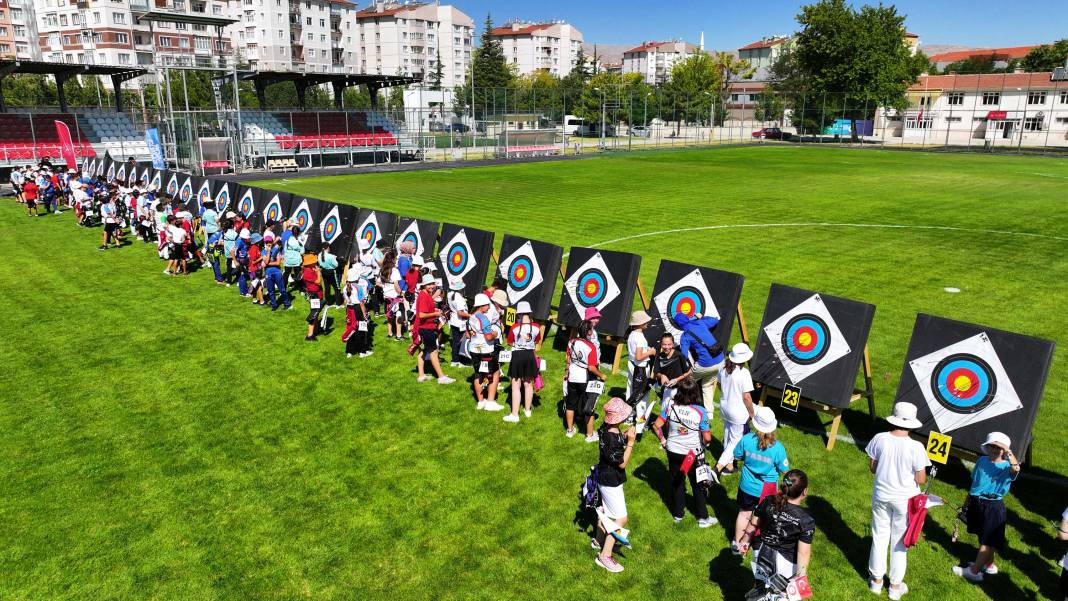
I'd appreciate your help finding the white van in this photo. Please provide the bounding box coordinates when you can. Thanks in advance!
[563,115,590,137]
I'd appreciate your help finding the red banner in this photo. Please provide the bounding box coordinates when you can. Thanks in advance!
[987,111,1008,120]
[54,120,79,169]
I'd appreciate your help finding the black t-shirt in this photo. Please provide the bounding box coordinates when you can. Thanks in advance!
[598,429,628,487]
[653,350,692,381]
[755,497,815,563]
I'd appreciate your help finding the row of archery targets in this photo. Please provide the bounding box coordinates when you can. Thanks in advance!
[94,154,1056,462]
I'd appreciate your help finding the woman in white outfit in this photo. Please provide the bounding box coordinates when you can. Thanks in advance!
[866,402,931,600]
[625,311,657,408]
[716,343,755,477]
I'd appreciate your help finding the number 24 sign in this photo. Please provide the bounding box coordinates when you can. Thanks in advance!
[926,431,952,464]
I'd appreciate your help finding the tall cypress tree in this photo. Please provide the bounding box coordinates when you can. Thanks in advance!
[468,13,513,117]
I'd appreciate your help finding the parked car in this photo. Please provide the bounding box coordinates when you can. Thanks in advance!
[563,115,590,137]
[444,123,470,133]
[590,123,616,137]
[752,127,792,140]
[629,126,651,138]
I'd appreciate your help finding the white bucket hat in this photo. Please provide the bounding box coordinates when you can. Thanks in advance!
[420,274,437,287]
[412,255,425,267]
[448,279,465,292]
[628,310,652,327]
[886,402,923,430]
[473,293,491,308]
[982,431,1011,454]
[729,342,753,364]
[358,238,371,251]
[516,301,533,314]
[752,406,778,434]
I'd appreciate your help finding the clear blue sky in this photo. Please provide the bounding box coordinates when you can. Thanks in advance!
[456,0,1068,50]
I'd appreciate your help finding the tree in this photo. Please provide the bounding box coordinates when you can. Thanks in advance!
[456,13,514,119]
[941,54,1011,75]
[429,48,444,91]
[1021,39,1068,72]
[754,88,785,123]
[710,51,755,125]
[663,51,721,132]
[791,0,925,140]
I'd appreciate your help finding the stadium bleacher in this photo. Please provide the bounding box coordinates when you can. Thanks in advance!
[241,111,399,150]
[0,113,96,161]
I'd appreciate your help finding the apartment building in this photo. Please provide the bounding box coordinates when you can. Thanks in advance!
[622,40,697,85]
[354,1,473,87]
[929,45,1039,71]
[489,20,583,77]
[239,0,360,73]
[737,36,791,71]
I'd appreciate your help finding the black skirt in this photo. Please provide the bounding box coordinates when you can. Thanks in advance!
[508,349,538,379]
[965,496,1007,551]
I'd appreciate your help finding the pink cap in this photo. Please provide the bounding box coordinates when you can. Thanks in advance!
[584,307,602,321]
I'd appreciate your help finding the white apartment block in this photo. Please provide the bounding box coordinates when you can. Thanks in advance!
[622,40,697,86]
[354,1,473,88]
[879,72,1068,148]
[490,20,583,77]
[239,0,361,73]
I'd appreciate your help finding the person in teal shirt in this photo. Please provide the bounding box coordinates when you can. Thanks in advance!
[282,225,305,293]
[318,243,341,306]
[221,220,238,285]
[200,201,219,237]
[732,406,789,551]
[953,431,1021,583]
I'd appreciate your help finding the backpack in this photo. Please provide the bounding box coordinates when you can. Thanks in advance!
[580,465,601,511]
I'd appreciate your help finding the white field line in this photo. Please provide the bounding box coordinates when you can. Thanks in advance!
[1016,172,1068,180]
[564,222,1068,256]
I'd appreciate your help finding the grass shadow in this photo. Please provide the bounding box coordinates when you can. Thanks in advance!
[632,456,674,516]
[708,546,754,600]
[805,494,870,581]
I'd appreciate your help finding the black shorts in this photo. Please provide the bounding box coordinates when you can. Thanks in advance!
[507,349,538,380]
[966,496,1007,551]
[472,352,499,376]
[25,198,36,208]
[307,301,323,325]
[737,489,762,511]
[169,242,183,257]
[12,184,22,193]
[105,222,120,234]
[419,328,439,356]
[565,382,598,416]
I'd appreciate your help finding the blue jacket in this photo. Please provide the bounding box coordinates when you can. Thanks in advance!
[674,313,724,367]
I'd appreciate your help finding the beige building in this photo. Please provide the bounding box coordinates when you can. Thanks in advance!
[737,36,791,71]
[622,40,696,86]
[490,20,583,77]
[354,1,473,88]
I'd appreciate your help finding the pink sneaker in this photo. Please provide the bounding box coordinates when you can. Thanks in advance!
[595,555,624,573]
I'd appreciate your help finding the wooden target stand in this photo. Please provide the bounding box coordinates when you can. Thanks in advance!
[756,346,876,451]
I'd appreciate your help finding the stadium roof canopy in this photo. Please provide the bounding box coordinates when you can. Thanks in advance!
[0,60,147,113]
[133,9,238,27]
[224,71,422,110]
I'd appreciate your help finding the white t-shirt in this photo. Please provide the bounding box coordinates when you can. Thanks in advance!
[627,330,650,369]
[168,224,187,244]
[467,313,497,355]
[447,292,468,328]
[567,338,598,384]
[382,267,402,300]
[865,432,931,503]
[718,366,755,425]
[509,322,540,351]
[486,304,501,329]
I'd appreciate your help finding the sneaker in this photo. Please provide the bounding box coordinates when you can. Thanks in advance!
[417,375,430,383]
[673,516,684,524]
[524,409,532,418]
[868,579,883,595]
[590,538,601,550]
[483,401,505,412]
[359,351,374,358]
[888,583,909,600]
[285,305,294,311]
[584,433,599,443]
[450,362,463,367]
[709,469,721,485]
[476,401,487,410]
[503,414,520,423]
[952,565,983,583]
[346,353,354,359]
[973,562,998,575]
[565,428,577,438]
[162,269,171,275]
[595,555,624,574]
[698,517,718,528]
[437,376,455,385]
[305,336,317,342]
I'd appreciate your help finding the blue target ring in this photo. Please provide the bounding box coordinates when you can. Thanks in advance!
[361,224,378,245]
[402,232,419,247]
[509,256,535,291]
[447,243,469,275]
[322,216,339,241]
[668,286,704,319]
[781,314,830,365]
[577,269,607,307]
[294,209,310,229]
[931,354,997,414]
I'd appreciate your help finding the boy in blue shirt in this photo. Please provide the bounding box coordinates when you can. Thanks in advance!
[953,431,1021,583]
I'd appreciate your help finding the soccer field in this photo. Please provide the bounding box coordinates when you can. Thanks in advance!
[2,146,1066,600]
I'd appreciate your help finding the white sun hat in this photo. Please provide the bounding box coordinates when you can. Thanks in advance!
[729,342,753,364]
[886,402,923,430]
[752,406,778,434]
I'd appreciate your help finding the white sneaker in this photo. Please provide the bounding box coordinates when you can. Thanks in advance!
[971,562,998,575]
[952,565,983,582]
[585,433,599,443]
[888,583,909,600]
[359,351,374,358]
[565,428,577,438]
[450,362,462,367]
[697,517,718,528]
[523,409,532,418]
[437,376,455,384]
[673,516,684,524]
[346,353,354,359]
[869,579,883,595]
[417,375,430,382]
[483,401,505,412]
[503,414,520,423]
[476,401,487,410]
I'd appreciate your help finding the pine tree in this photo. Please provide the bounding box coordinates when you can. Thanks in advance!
[461,13,514,119]
[429,48,444,91]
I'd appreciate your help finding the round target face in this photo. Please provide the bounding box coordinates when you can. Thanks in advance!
[361,224,377,245]
[780,314,831,365]
[401,232,419,248]
[508,256,535,291]
[576,268,608,307]
[447,243,469,275]
[293,209,309,230]
[238,195,253,217]
[930,353,997,414]
[180,186,192,202]
[266,204,281,223]
[667,286,705,319]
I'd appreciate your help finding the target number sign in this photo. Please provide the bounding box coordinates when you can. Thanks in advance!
[505,307,517,327]
[926,431,952,464]
[781,384,802,413]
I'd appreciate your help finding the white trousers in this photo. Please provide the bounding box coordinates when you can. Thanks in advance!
[868,498,910,585]
[718,421,748,467]
[690,361,723,415]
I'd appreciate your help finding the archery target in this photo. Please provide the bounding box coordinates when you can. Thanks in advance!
[150,170,162,190]
[115,164,126,183]
[499,241,544,304]
[166,173,179,196]
[213,182,231,212]
[139,167,150,185]
[564,252,621,312]
[438,228,477,288]
[197,180,213,205]
[763,293,851,384]
[396,220,424,256]
[909,332,1022,433]
[358,212,382,248]
[320,205,342,245]
[238,188,256,218]
[263,194,285,224]
[288,198,314,233]
[653,268,719,338]
[179,177,193,203]
[106,162,117,182]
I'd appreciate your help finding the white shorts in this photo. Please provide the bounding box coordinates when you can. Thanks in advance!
[599,484,627,520]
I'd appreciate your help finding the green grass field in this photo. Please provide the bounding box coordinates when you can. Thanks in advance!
[2,146,1067,601]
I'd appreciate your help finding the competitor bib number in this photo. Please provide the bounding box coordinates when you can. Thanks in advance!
[357,321,368,332]
[310,299,321,310]
[695,464,712,484]
[497,350,512,364]
[585,380,605,395]
[479,360,491,374]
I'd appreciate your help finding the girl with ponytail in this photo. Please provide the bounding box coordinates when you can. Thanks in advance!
[737,469,814,585]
